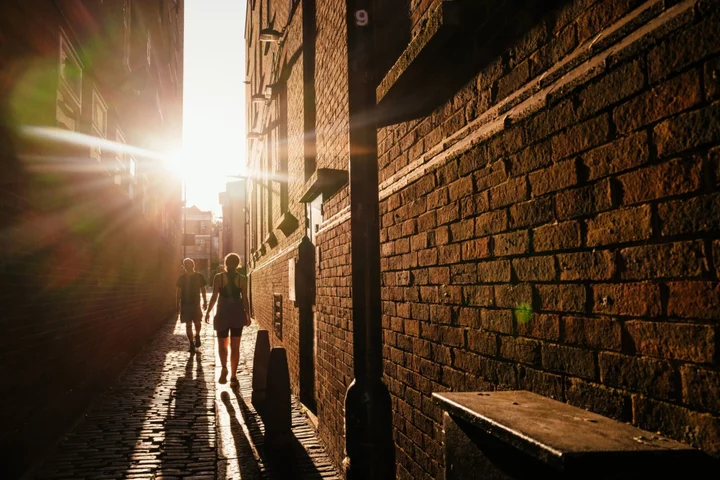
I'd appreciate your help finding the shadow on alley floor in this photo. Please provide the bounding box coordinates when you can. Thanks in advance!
[217,324,340,480]
[33,316,340,480]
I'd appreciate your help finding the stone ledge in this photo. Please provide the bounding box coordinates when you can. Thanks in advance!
[434,390,713,478]
[300,168,348,203]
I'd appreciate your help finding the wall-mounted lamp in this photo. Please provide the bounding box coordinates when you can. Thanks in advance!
[247,132,263,140]
[259,28,282,43]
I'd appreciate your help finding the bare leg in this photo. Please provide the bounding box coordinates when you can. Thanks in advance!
[193,317,202,346]
[185,322,194,349]
[229,335,242,381]
[218,336,229,383]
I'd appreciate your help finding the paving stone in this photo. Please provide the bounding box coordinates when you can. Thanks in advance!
[36,317,217,479]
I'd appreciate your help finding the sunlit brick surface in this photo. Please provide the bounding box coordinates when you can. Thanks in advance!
[35,319,217,479]
[35,317,340,480]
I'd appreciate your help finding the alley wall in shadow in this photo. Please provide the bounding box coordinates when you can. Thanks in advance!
[0,3,182,477]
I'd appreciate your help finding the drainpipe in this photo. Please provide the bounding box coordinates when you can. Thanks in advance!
[343,1,396,479]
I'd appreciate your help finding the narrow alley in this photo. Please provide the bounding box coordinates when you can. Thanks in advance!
[2,0,720,478]
[33,309,340,480]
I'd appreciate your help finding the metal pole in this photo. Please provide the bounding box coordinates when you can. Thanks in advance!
[343,1,395,478]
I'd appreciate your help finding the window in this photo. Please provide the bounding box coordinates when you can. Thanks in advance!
[115,129,127,187]
[256,184,262,247]
[90,88,107,162]
[91,89,107,137]
[267,83,289,228]
[146,31,152,66]
[308,195,322,244]
[57,31,83,131]
[264,141,272,235]
[59,33,82,102]
[200,221,207,232]
[277,85,289,215]
[123,0,131,69]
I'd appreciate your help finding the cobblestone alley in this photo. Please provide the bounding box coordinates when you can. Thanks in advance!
[33,314,340,480]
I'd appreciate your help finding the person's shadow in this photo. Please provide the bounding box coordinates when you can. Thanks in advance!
[161,352,215,477]
[230,388,327,480]
[220,390,263,478]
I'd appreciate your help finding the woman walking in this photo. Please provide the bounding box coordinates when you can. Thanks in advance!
[205,253,250,385]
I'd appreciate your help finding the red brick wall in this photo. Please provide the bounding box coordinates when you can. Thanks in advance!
[246,0,353,469]
[378,0,720,478]
[248,0,720,477]
[314,216,353,467]
[0,171,178,478]
[0,2,183,476]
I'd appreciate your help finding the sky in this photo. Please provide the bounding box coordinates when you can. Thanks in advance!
[182,0,247,215]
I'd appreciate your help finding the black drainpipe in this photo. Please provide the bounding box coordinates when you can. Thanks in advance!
[343,1,396,479]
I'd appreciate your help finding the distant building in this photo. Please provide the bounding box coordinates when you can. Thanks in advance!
[219,179,247,267]
[183,205,213,281]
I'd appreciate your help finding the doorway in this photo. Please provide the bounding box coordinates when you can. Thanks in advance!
[299,196,321,414]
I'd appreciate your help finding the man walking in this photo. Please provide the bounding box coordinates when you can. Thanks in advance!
[176,258,208,351]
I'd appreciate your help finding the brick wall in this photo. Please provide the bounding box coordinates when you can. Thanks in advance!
[378,0,720,478]
[314,216,353,467]
[246,0,353,470]
[0,170,178,478]
[0,2,183,476]
[248,0,720,478]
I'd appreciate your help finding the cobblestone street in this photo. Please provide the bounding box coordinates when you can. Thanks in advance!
[34,313,340,480]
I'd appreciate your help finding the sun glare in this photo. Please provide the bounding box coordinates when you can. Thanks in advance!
[165,149,190,179]
[167,145,243,213]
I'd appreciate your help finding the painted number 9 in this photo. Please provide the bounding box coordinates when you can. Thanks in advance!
[355,9,368,26]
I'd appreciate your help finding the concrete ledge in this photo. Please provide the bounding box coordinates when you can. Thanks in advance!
[434,390,712,478]
[299,168,348,203]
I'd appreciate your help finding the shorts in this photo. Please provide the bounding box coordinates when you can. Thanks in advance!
[180,304,202,323]
[216,327,243,339]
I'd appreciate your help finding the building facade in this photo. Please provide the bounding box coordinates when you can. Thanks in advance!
[0,1,184,477]
[183,205,213,280]
[245,0,720,477]
[219,179,248,267]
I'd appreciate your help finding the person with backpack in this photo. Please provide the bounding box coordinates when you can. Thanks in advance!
[176,258,208,352]
[205,253,250,385]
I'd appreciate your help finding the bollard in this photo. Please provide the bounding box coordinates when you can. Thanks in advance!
[251,329,270,411]
[263,346,292,461]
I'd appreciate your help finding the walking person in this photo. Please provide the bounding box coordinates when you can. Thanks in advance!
[205,253,250,385]
[176,258,208,352]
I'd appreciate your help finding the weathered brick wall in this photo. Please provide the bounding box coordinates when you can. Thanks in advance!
[378,0,720,478]
[311,0,353,467]
[314,216,353,468]
[0,2,183,476]
[0,170,178,478]
[245,0,304,382]
[247,0,354,470]
[315,0,349,175]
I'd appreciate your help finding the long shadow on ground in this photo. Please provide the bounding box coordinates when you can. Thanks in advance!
[232,386,328,480]
[34,318,215,479]
[219,390,264,479]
